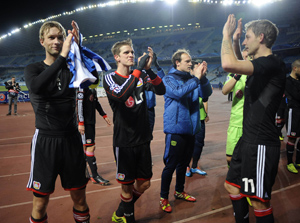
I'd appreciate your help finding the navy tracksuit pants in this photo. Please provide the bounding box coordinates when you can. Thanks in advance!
[160,134,195,199]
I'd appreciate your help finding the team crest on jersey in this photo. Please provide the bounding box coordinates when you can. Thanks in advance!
[125,96,135,108]
[86,139,92,144]
[77,92,84,100]
[291,132,296,137]
[33,181,41,190]
[235,89,243,99]
[117,173,125,180]
[137,78,143,87]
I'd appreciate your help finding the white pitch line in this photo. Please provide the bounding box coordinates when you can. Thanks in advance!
[172,182,300,223]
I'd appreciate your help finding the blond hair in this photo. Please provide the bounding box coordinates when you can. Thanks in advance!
[244,19,279,49]
[111,38,133,56]
[39,21,66,40]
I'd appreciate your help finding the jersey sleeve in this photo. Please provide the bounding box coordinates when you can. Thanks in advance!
[225,73,234,84]
[103,71,139,102]
[77,87,84,125]
[251,56,284,79]
[143,69,166,95]
[24,56,66,94]
[95,96,107,117]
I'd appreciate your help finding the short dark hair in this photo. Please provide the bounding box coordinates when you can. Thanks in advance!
[171,49,191,68]
[291,59,300,69]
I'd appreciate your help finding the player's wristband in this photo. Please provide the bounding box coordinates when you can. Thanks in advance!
[78,121,84,126]
[233,74,241,81]
[103,115,107,119]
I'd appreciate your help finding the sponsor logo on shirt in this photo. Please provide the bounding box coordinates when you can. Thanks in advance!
[33,181,41,190]
[125,96,135,108]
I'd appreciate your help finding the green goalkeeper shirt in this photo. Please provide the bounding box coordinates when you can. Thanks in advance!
[225,73,247,128]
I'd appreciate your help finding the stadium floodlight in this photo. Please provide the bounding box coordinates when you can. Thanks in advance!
[223,0,234,5]
[252,0,272,6]
[165,0,177,5]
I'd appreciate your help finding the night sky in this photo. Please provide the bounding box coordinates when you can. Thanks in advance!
[0,0,105,35]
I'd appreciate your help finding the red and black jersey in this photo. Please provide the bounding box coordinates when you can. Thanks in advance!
[285,75,300,108]
[103,69,165,147]
[24,56,78,132]
[243,55,286,146]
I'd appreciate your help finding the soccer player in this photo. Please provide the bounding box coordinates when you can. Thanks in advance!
[160,49,212,213]
[77,87,112,184]
[222,49,251,167]
[103,40,165,223]
[25,21,92,223]
[222,15,286,223]
[285,59,300,174]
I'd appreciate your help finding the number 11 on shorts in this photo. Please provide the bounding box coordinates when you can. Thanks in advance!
[242,177,255,193]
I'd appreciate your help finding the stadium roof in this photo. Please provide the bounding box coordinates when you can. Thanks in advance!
[0,0,299,57]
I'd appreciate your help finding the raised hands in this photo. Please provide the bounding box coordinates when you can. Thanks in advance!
[69,20,80,45]
[61,20,80,58]
[193,61,207,80]
[223,14,237,37]
[137,47,154,70]
[233,18,243,41]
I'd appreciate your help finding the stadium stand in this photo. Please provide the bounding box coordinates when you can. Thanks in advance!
[0,0,299,87]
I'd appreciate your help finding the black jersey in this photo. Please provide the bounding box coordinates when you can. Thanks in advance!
[77,88,106,125]
[243,55,286,145]
[285,76,300,108]
[104,69,165,147]
[24,56,78,132]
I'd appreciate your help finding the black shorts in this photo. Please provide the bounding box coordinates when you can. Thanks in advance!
[27,129,89,195]
[286,108,300,138]
[81,124,95,146]
[226,138,280,202]
[113,142,153,184]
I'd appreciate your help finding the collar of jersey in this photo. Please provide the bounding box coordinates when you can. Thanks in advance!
[115,71,130,78]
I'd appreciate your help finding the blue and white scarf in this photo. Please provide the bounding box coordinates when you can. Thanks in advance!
[67,33,111,88]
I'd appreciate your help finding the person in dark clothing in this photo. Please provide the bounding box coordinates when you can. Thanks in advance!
[104,40,165,223]
[222,15,286,223]
[275,94,287,141]
[145,53,165,134]
[285,59,300,174]
[5,76,21,115]
[77,87,112,184]
[25,20,94,223]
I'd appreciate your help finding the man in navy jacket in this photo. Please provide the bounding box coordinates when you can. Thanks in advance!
[159,49,212,213]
